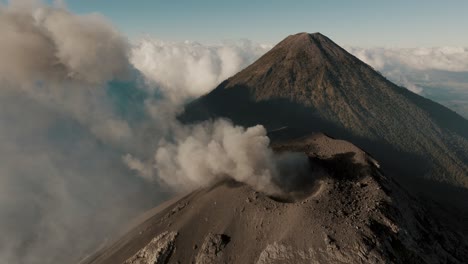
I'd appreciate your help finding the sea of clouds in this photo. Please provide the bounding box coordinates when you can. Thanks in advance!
[348,46,468,93]
[347,46,468,118]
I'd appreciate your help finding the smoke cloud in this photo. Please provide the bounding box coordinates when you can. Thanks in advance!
[125,119,308,196]
[155,120,277,192]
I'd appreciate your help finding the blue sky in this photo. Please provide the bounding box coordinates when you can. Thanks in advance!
[62,0,468,47]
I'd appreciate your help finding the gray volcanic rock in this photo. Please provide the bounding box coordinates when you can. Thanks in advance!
[181,33,468,193]
[124,231,177,264]
[195,233,230,264]
[83,134,468,264]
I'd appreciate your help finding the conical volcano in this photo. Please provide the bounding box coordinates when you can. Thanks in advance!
[182,32,468,194]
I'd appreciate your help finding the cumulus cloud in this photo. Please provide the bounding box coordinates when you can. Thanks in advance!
[130,38,271,102]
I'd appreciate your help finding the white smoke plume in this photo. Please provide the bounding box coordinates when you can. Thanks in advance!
[155,120,277,191]
[125,119,306,195]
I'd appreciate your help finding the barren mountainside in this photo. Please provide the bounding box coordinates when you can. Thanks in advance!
[84,134,468,264]
[182,32,468,191]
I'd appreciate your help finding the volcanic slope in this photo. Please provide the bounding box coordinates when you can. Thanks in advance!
[83,134,468,264]
[181,32,468,191]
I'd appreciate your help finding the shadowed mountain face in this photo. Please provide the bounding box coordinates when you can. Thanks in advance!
[181,32,468,193]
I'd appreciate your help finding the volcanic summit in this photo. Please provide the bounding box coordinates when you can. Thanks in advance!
[84,133,467,264]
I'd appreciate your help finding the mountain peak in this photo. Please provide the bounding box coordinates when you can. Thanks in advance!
[272,32,342,56]
[256,32,343,63]
[182,33,468,190]
[282,32,329,43]
[224,32,361,95]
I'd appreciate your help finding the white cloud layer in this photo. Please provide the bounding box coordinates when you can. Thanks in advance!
[348,46,468,72]
[347,46,468,94]
[130,38,271,102]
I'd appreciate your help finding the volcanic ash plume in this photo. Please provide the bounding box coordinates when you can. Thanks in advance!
[125,119,310,196]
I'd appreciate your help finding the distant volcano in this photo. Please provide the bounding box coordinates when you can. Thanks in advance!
[182,32,468,193]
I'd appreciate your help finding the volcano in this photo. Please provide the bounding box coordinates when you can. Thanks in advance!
[84,134,467,264]
[181,33,468,195]
[83,33,468,264]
